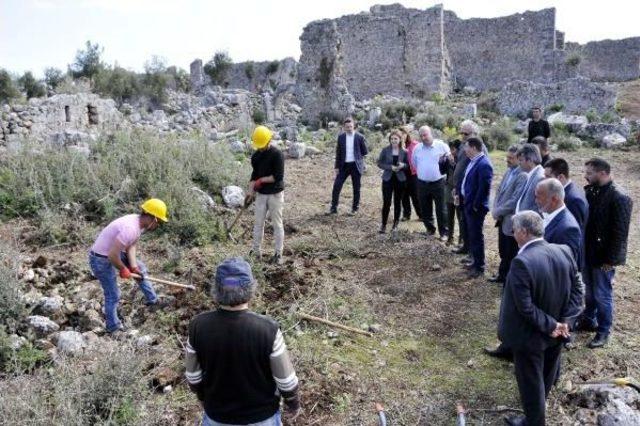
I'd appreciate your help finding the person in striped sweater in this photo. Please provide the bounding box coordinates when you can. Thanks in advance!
[185,257,301,425]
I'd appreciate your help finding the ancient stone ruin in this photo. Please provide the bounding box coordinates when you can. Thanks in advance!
[191,4,640,124]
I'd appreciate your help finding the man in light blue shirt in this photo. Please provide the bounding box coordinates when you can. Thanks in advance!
[412,125,450,240]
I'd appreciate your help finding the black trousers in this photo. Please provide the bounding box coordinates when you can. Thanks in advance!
[456,203,468,250]
[497,223,519,280]
[513,344,563,426]
[331,163,361,211]
[401,174,421,219]
[447,202,457,241]
[416,178,448,236]
[382,176,406,227]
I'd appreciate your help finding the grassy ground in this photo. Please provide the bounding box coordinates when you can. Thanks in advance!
[3,145,639,425]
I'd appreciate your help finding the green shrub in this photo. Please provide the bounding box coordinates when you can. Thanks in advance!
[44,67,65,89]
[383,102,417,124]
[565,53,582,67]
[600,111,618,124]
[244,62,255,80]
[265,60,279,75]
[414,110,445,130]
[252,108,266,124]
[548,103,564,112]
[477,92,499,114]
[18,72,46,99]
[0,344,152,424]
[93,66,140,104]
[554,134,581,151]
[585,109,598,123]
[69,40,104,81]
[481,119,517,151]
[431,92,445,105]
[0,247,24,330]
[204,51,233,86]
[0,69,19,103]
[0,132,247,246]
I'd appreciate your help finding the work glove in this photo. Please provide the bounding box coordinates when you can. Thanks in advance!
[253,177,265,190]
[119,267,132,279]
[131,266,144,281]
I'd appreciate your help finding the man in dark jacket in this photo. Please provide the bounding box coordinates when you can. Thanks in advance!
[499,211,583,426]
[329,117,368,215]
[458,137,493,278]
[527,106,550,144]
[544,158,588,232]
[185,257,301,425]
[248,125,286,265]
[579,158,633,348]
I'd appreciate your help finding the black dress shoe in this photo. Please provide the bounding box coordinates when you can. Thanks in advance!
[453,246,469,255]
[466,269,484,279]
[484,346,513,361]
[587,332,609,349]
[504,414,527,425]
[574,319,598,332]
[488,274,505,283]
[328,207,337,215]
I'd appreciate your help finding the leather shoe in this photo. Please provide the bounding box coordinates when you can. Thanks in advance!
[459,257,474,266]
[504,415,527,425]
[466,269,484,279]
[574,319,598,332]
[484,346,513,361]
[587,332,609,349]
[488,274,505,283]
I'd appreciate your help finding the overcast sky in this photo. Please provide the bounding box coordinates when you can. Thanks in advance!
[2,0,638,77]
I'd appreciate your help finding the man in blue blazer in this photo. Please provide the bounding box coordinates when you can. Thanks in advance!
[535,178,583,267]
[499,211,583,426]
[544,158,589,232]
[329,117,368,214]
[458,137,493,278]
[515,144,545,216]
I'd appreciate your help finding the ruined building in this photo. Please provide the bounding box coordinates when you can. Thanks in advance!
[190,3,640,123]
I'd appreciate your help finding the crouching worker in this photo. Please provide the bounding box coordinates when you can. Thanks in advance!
[88,199,169,334]
[185,257,301,425]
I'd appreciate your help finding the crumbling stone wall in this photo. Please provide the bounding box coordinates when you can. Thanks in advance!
[226,58,298,93]
[572,37,640,82]
[1,94,124,146]
[496,77,617,117]
[297,4,450,124]
[444,8,561,91]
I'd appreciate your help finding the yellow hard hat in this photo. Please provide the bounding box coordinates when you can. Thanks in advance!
[140,198,168,222]
[251,125,272,149]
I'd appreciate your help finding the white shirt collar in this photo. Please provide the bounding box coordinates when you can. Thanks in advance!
[542,205,566,228]
[518,237,545,254]
[526,164,542,178]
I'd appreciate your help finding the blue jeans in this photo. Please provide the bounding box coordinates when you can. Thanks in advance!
[202,411,281,426]
[464,206,487,272]
[582,266,615,334]
[88,252,158,332]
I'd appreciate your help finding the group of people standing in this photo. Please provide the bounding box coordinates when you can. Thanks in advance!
[327,110,633,426]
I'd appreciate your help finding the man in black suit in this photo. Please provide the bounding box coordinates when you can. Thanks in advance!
[544,158,588,233]
[499,211,583,426]
[329,117,368,215]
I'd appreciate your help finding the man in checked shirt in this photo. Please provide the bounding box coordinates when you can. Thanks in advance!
[185,257,301,425]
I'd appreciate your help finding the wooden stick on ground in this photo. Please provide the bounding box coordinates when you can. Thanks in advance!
[298,312,373,337]
[131,273,196,291]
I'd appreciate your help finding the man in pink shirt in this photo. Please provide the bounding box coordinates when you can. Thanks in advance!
[88,199,169,334]
[400,127,422,221]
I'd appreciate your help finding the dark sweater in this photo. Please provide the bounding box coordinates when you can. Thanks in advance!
[527,119,551,143]
[250,146,285,194]
[188,310,281,424]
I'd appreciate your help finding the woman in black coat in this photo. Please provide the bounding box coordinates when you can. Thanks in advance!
[377,129,409,233]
